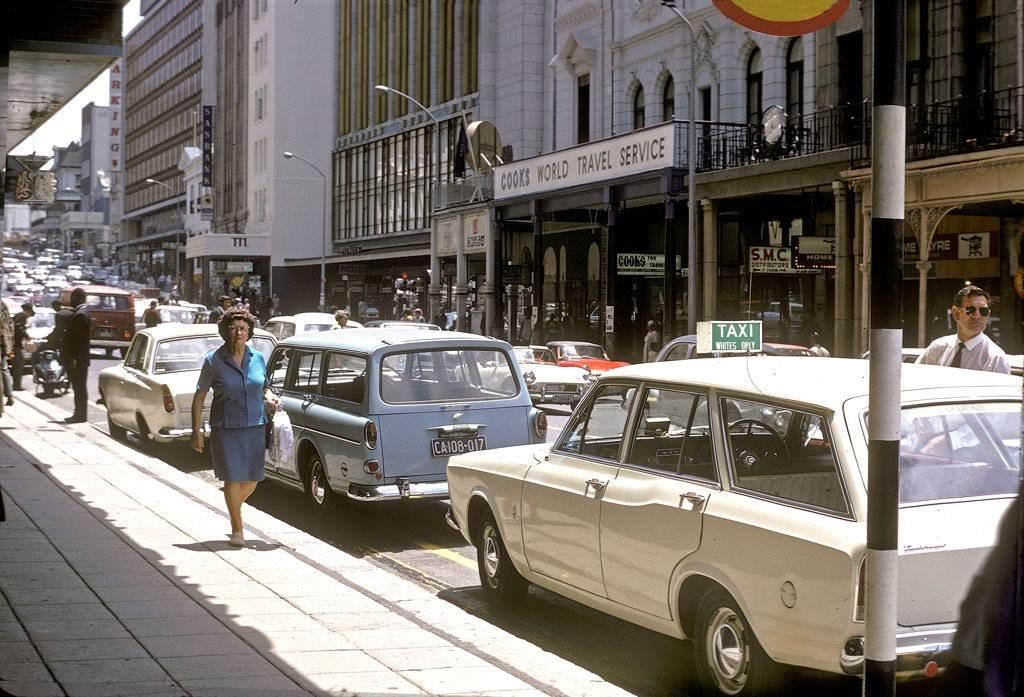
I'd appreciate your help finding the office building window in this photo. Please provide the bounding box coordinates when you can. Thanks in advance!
[577,74,590,144]
[746,48,763,126]
[633,86,646,130]
[786,38,803,121]
[662,77,675,121]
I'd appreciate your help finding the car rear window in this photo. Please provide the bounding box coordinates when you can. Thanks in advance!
[898,402,1020,503]
[380,348,519,403]
[87,294,132,311]
[154,336,275,374]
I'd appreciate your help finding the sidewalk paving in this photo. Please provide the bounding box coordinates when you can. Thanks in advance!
[0,392,636,697]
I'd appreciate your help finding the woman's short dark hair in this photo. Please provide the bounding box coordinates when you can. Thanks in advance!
[218,308,256,342]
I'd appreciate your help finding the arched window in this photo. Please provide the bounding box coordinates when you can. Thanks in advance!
[633,86,646,130]
[786,38,804,122]
[662,77,675,121]
[746,48,763,126]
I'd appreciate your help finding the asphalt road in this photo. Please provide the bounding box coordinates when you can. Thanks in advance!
[30,356,939,697]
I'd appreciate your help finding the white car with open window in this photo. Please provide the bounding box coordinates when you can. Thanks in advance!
[446,357,1021,696]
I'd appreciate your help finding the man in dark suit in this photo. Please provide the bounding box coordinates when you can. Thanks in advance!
[63,288,91,423]
[12,302,34,392]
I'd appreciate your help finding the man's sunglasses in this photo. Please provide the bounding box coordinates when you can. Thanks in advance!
[960,306,991,317]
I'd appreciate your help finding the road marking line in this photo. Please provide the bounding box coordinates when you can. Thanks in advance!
[413,538,478,571]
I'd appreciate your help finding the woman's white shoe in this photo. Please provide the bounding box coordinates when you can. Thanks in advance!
[229,531,245,547]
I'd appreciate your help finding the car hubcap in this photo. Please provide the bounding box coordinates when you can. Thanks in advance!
[311,463,326,505]
[482,527,500,582]
[706,607,749,695]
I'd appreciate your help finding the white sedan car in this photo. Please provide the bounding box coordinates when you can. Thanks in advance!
[263,312,362,339]
[447,357,1021,695]
[513,345,590,407]
[99,324,276,444]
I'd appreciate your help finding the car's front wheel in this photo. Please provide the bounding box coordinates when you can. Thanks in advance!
[306,453,337,515]
[476,509,527,604]
[693,588,784,697]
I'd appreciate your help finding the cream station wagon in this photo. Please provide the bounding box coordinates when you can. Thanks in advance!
[446,357,1021,696]
[265,330,546,512]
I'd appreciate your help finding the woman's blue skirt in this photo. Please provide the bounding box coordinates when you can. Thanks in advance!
[210,425,265,482]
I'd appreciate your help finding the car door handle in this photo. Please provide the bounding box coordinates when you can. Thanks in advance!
[681,491,705,506]
[586,478,607,491]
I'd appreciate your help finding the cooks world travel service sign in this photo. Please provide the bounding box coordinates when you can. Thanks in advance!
[493,124,675,200]
[712,0,849,35]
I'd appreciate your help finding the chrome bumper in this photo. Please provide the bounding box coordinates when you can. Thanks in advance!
[840,625,955,680]
[444,505,461,532]
[154,424,210,444]
[92,339,131,349]
[346,479,449,501]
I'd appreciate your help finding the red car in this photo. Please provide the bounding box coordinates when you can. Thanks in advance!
[546,340,630,375]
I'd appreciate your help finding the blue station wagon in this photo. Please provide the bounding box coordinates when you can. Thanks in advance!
[265,330,546,512]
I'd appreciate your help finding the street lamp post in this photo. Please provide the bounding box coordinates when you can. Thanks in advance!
[374,84,445,324]
[282,151,328,311]
[662,1,699,334]
[145,177,184,295]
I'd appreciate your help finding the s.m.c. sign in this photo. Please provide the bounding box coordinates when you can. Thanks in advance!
[712,0,849,35]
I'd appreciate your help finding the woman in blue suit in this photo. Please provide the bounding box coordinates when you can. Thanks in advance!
[191,309,278,546]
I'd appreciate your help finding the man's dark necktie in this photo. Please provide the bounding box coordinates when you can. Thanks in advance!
[950,342,965,368]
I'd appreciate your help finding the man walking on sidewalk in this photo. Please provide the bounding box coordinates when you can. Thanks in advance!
[63,288,91,423]
[12,302,33,391]
[916,285,1009,373]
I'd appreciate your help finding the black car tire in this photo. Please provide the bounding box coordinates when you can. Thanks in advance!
[693,587,784,697]
[306,453,337,515]
[476,509,527,604]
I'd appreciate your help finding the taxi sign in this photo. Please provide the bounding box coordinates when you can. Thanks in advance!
[712,0,849,36]
[697,321,763,354]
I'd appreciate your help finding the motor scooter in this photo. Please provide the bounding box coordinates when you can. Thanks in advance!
[33,349,70,397]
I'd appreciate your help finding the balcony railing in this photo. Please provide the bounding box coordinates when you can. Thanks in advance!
[693,86,1024,174]
[694,103,866,172]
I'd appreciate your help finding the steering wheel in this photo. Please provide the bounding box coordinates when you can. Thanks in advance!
[728,418,791,472]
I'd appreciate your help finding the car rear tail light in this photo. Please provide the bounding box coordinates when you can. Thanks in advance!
[123,329,131,339]
[854,556,866,622]
[363,460,379,473]
[364,421,378,449]
[162,385,175,413]
[534,411,547,440]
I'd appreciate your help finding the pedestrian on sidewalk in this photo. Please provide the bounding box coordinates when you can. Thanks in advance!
[143,300,161,328]
[63,287,91,423]
[12,302,34,391]
[0,301,14,409]
[190,309,279,547]
[916,285,1008,373]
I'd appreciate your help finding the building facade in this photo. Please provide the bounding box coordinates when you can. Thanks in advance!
[79,103,115,259]
[319,0,485,321]
[119,0,203,290]
[461,0,1024,360]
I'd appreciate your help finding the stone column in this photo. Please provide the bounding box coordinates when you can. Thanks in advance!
[916,260,933,346]
[701,198,718,321]
[368,0,378,125]
[833,180,852,356]
[663,198,678,340]
[430,0,441,108]
[532,202,544,343]
[603,199,617,357]
[482,210,499,337]
[852,184,864,354]
[429,221,442,321]
[455,213,468,332]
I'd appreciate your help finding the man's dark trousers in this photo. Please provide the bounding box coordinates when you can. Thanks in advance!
[11,350,23,391]
[68,358,88,420]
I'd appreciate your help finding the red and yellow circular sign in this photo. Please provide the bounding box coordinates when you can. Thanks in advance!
[712,0,849,35]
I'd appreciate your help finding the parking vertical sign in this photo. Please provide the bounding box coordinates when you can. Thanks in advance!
[696,321,763,353]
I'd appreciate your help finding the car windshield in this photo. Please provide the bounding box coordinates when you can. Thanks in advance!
[380,348,519,403]
[515,348,556,364]
[897,402,1020,504]
[153,336,275,373]
[29,314,55,329]
[86,294,132,310]
[300,323,334,333]
[560,344,606,359]
[158,308,197,323]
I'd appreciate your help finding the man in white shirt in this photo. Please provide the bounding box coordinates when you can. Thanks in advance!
[916,285,1009,373]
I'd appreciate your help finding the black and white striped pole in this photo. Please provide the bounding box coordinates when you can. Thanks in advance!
[865,1,905,695]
